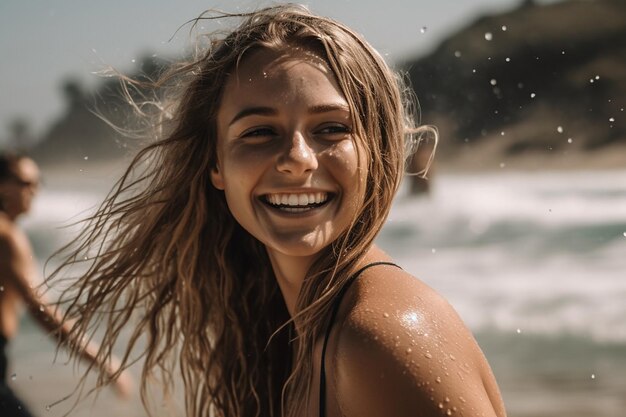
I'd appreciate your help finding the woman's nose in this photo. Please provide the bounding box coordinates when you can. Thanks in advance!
[276,132,318,176]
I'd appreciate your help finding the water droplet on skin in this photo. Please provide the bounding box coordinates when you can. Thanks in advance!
[447,410,453,416]
[438,402,444,409]
[420,26,427,34]
[425,352,433,359]
[445,397,450,402]
[530,93,536,98]
[436,376,442,383]
[609,117,615,122]
[490,79,497,86]
[557,126,563,133]
[11,373,16,381]
[449,354,456,361]
[406,348,412,354]
[454,51,462,58]
[0,286,3,292]
[39,306,45,312]
[383,312,390,318]
[484,32,493,41]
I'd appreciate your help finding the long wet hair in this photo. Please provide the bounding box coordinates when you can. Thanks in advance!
[49,4,434,417]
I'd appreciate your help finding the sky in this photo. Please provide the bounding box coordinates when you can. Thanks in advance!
[0,0,556,140]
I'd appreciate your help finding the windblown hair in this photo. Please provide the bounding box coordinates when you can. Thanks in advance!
[0,152,25,211]
[49,4,435,417]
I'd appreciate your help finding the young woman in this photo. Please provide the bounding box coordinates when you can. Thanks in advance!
[0,153,131,417]
[51,5,506,417]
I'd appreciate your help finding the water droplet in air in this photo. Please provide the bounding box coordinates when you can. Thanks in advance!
[431,248,437,254]
[420,26,428,34]
[622,232,626,237]
[567,138,573,144]
[11,373,16,381]
[0,286,3,292]
[484,32,493,41]
[499,163,506,168]
[595,75,600,80]
[500,131,505,136]
[591,374,596,379]
[383,312,390,318]
[530,93,536,98]
[472,69,477,73]
[454,50,462,58]
[505,57,510,62]
[131,58,136,63]
[490,79,497,86]
[557,126,563,133]
[501,25,507,31]
[561,50,566,55]
[609,117,615,122]
[84,156,88,160]
[39,306,45,312]
[46,405,51,411]
[516,328,522,334]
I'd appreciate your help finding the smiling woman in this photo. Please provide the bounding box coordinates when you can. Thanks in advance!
[48,4,505,417]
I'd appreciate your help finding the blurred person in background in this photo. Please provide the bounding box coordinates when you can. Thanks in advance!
[0,152,131,417]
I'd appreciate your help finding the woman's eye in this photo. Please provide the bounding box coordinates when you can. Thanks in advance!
[241,127,275,138]
[316,124,351,136]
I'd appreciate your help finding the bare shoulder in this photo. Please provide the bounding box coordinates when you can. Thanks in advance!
[333,265,506,417]
[0,217,30,261]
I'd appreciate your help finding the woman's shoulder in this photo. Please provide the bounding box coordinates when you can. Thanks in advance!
[332,262,506,417]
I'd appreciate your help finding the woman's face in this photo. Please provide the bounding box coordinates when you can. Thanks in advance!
[212,46,367,261]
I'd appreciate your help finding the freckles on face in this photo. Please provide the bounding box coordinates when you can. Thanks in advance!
[211,46,368,260]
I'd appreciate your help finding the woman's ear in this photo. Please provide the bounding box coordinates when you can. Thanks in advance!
[210,164,225,190]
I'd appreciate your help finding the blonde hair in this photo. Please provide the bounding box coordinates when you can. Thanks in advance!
[50,4,435,417]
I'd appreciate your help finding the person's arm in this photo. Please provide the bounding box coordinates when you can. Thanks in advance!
[334,268,506,417]
[0,230,132,398]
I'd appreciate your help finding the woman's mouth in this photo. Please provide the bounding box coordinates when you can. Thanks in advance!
[262,192,332,213]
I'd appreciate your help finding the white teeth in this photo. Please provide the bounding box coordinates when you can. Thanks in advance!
[265,192,328,207]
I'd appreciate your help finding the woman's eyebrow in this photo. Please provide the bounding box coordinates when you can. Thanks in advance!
[308,103,350,114]
[229,106,278,126]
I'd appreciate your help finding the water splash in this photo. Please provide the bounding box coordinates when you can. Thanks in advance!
[484,32,493,41]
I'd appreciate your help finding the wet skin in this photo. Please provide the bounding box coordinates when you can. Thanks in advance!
[213,48,507,417]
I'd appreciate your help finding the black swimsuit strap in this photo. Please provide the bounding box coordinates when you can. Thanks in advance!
[319,261,401,417]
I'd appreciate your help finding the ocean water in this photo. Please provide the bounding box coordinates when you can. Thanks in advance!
[7,169,626,416]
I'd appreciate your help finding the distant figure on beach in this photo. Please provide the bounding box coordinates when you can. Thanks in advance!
[0,153,131,416]
[49,5,506,417]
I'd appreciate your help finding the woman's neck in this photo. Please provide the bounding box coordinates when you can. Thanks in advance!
[266,250,317,317]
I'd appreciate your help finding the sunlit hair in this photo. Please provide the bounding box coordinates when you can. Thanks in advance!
[49,4,436,417]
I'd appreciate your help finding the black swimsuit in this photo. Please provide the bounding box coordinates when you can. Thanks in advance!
[0,334,34,417]
[318,261,400,417]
